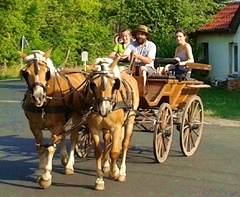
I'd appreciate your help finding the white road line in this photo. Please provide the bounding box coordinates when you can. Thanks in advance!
[0,100,21,103]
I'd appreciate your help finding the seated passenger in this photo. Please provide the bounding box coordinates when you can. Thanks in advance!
[109,29,132,72]
[157,29,194,80]
[122,25,156,85]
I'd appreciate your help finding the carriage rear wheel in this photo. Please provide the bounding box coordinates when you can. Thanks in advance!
[75,128,93,158]
[153,103,173,163]
[180,95,204,157]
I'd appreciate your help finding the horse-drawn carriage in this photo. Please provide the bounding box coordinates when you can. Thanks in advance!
[75,57,212,163]
[19,49,211,190]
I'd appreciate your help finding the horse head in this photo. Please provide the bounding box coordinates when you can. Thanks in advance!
[86,57,121,117]
[18,48,55,107]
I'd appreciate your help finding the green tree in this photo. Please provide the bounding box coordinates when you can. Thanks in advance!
[119,0,223,58]
[0,0,229,68]
[0,0,28,66]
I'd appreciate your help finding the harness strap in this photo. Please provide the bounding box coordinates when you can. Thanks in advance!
[119,78,134,109]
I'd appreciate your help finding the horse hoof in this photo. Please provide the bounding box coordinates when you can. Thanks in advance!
[36,176,52,189]
[109,169,120,180]
[65,168,74,175]
[118,175,126,182]
[95,178,105,191]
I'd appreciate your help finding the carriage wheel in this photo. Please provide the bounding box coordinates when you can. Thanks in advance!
[153,103,173,163]
[180,95,204,157]
[75,128,93,158]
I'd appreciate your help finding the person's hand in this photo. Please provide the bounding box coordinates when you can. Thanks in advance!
[119,54,129,61]
[132,52,140,59]
[119,54,128,60]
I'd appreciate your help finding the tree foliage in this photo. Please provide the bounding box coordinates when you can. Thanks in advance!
[0,0,227,67]
[119,0,224,58]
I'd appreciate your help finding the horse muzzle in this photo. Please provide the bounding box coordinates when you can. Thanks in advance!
[31,84,47,107]
[98,100,112,117]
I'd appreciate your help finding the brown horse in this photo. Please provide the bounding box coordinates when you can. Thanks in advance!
[18,49,86,188]
[82,57,139,190]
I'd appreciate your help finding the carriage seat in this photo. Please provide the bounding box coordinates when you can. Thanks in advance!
[153,58,212,81]
[154,58,212,71]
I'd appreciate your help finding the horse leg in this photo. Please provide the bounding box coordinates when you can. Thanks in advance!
[102,129,111,173]
[59,136,69,167]
[37,144,56,189]
[65,127,79,175]
[109,126,121,180]
[29,124,47,176]
[64,115,85,174]
[51,124,69,167]
[92,133,105,191]
[118,113,135,182]
[36,128,60,189]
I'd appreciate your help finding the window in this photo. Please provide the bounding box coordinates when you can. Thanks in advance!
[201,43,209,64]
[233,45,238,73]
[229,42,238,74]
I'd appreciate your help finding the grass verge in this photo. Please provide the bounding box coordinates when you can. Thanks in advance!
[199,86,240,121]
[0,65,21,80]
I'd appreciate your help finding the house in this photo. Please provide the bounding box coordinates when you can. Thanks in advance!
[196,2,240,82]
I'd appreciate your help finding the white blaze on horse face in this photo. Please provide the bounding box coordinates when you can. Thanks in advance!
[99,100,111,117]
[31,65,47,107]
[32,85,46,107]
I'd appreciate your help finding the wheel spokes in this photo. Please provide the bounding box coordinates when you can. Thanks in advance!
[154,103,173,163]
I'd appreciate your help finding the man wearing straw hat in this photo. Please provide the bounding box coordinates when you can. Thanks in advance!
[122,25,156,85]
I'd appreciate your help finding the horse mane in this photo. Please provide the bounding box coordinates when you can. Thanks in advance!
[24,50,57,76]
[95,57,121,79]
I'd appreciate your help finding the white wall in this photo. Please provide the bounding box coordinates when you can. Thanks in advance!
[197,33,239,81]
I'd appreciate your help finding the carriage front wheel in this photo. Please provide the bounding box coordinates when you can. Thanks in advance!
[180,95,204,157]
[153,103,173,163]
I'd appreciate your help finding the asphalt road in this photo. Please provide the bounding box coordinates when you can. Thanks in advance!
[0,80,239,197]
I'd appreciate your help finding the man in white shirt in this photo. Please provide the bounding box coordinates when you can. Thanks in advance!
[123,25,156,85]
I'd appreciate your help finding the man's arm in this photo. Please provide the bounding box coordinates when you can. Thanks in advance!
[132,53,153,64]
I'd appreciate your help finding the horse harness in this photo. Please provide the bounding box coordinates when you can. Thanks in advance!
[21,53,86,115]
[82,69,135,116]
[20,53,51,94]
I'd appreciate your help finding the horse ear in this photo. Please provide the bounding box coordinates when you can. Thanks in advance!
[109,56,120,69]
[44,48,52,59]
[18,51,27,59]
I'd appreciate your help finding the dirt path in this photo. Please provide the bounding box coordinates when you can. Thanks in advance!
[205,116,240,127]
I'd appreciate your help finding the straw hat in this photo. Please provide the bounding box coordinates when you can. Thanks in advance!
[133,25,152,40]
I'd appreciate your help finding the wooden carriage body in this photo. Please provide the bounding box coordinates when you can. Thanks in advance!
[76,59,213,164]
[135,76,206,110]
[131,60,212,162]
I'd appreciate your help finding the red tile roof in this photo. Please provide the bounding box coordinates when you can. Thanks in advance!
[198,3,240,33]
